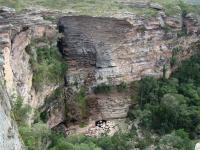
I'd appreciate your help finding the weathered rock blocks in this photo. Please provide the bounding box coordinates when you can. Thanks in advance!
[58,15,199,124]
[59,15,200,90]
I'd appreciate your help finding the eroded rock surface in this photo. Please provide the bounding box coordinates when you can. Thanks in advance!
[0,5,200,140]
[59,15,200,89]
[0,72,24,149]
[0,35,23,150]
[56,14,200,126]
[0,7,58,109]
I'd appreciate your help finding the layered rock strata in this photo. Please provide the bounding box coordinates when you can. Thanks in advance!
[56,14,200,128]
[59,14,200,89]
[0,7,58,108]
[0,5,200,139]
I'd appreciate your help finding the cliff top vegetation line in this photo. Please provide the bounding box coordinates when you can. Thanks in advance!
[0,0,199,16]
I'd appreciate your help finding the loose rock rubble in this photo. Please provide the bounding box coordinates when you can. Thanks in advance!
[86,120,118,137]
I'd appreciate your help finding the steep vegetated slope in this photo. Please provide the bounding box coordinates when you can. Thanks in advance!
[0,0,200,149]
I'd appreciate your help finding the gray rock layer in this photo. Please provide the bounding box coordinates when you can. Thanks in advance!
[0,70,23,150]
[0,7,58,147]
[59,15,200,88]
[58,14,199,122]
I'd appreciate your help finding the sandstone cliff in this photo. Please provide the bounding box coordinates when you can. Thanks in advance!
[0,7,59,149]
[56,13,199,127]
[59,14,199,88]
[0,7,58,108]
[0,7,24,148]
[0,70,23,150]
[0,3,200,141]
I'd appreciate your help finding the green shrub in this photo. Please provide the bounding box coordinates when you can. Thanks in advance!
[19,123,51,150]
[12,96,31,126]
[162,25,172,33]
[170,47,182,67]
[32,46,67,91]
[173,46,200,85]
[138,76,159,108]
[177,30,187,37]
[12,96,51,150]
[40,111,48,122]
[157,129,193,150]
[129,81,139,102]
[40,87,66,123]
[170,55,177,67]
[94,83,112,94]
[75,88,88,118]
[129,44,200,137]
[116,82,128,92]
[1,0,200,17]
[0,0,24,11]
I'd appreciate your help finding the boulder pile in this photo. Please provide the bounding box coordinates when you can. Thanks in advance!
[86,120,118,137]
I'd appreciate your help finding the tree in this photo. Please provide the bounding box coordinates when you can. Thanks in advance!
[157,129,192,150]
[12,96,31,126]
[139,77,159,108]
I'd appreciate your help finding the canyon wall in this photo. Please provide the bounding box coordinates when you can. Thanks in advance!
[0,7,59,149]
[0,7,58,108]
[0,64,23,150]
[59,14,199,89]
[56,13,200,128]
[0,7,23,149]
[0,5,200,139]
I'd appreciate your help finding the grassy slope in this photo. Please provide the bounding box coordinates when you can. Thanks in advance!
[0,0,199,16]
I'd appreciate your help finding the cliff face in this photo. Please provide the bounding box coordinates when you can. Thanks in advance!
[0,8,24,148]
[0,5,200,140]
[0,7,59,149]
[59,15,199,88]
[0,71,23,150]
[57,14,200,126]
[0,7,58,108]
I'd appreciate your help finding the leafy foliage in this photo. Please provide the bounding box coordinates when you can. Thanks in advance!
[94,83,112,94]
[49,132,132,150]
[75,87,88,118]
[12,96,51,150]
[129,45,200,139]
[12,96,31,126]
[19,123,51,150]
[157,129,193,150]
[116,82,128,92]
[31,46,67,91]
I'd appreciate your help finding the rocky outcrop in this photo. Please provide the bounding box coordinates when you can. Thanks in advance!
[59,14,199,90]
[96,93,131,119]
[0,8,24,149]
[0,7,58,108]
[0,72,24,149]
[0,4,200,138]
[0,7,62,142]
[0,28,24,149]
[195,142,200,150]
[57,13,200,127]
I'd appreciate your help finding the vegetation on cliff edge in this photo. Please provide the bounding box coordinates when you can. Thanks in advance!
[0,0,199,17]
[27,44,67,91]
